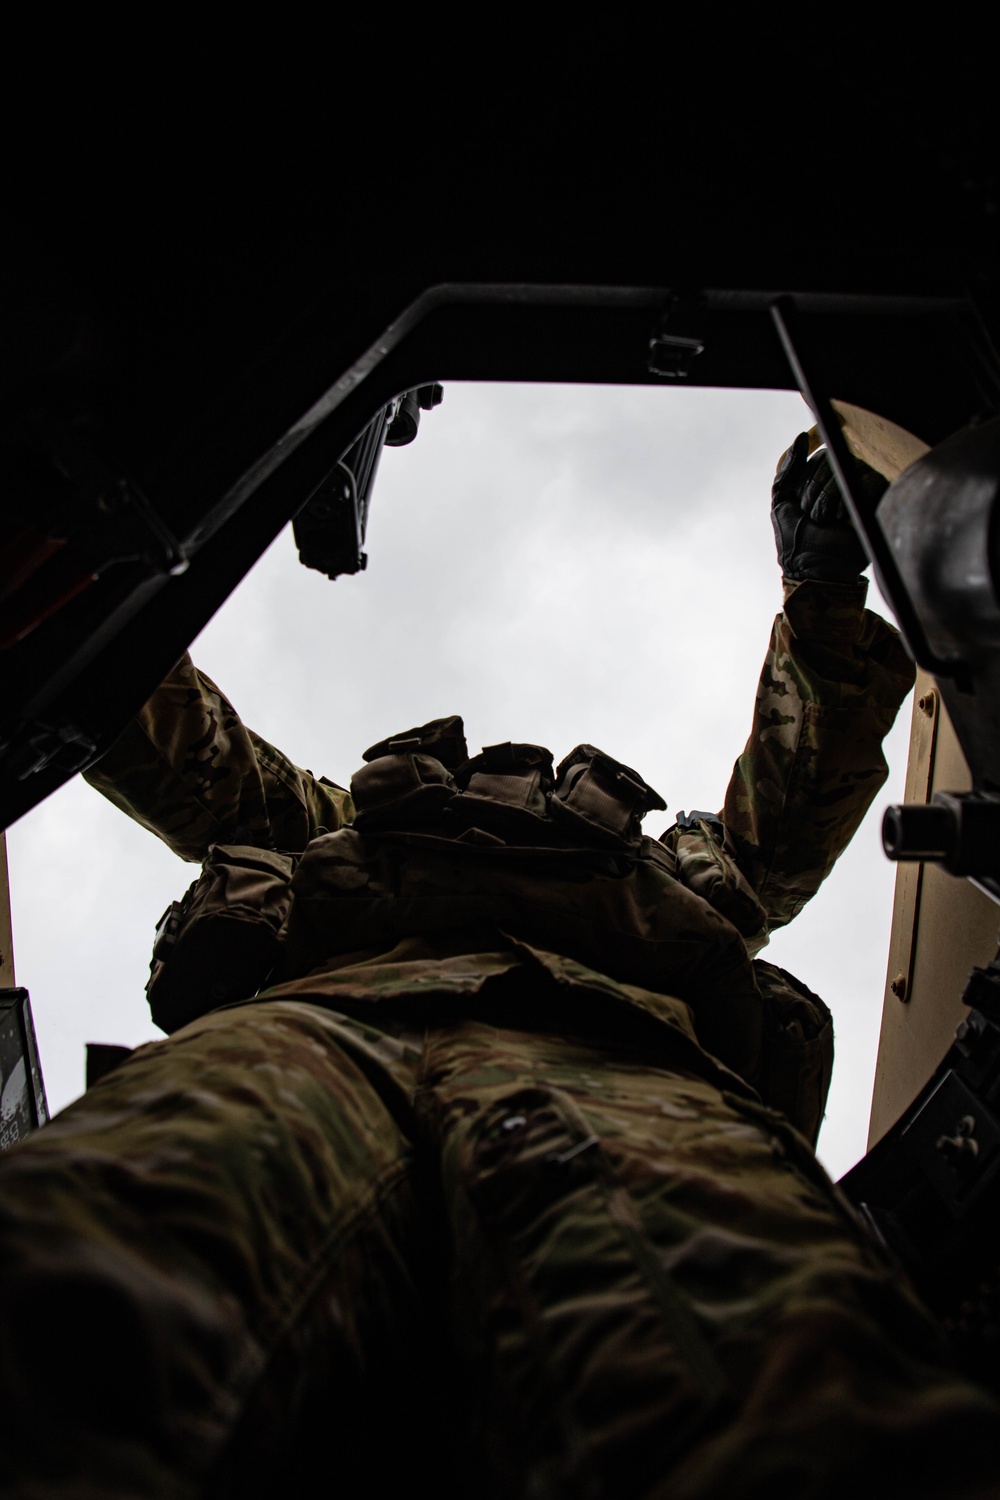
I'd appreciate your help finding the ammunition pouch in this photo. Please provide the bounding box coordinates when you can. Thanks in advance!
[350,728,667,850]
[667,812,768,952]
[349,752,458,831]
[753,960,834,1147]
[666,821,833,1141]
[146,844,297,1034]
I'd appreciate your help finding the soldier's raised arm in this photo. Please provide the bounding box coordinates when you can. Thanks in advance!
[83,653,353,862]
[719,433,916,934]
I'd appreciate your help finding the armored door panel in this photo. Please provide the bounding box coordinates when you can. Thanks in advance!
[870,671,1000,1145]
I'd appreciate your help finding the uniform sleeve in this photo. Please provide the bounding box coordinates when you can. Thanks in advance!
[720,577,916,933]
[83,653,354,862]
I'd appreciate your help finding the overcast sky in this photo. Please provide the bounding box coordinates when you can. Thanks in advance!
[5,381,913,1180]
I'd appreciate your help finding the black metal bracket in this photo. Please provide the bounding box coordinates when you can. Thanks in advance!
[839,980,1000,1391]
[0,988,49,1147]
[2,285,994,831]
[292,385,444,581]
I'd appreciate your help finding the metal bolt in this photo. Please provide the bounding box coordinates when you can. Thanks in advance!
[890,972,908,1001]
[918,692,936,717]
[936,1114,980,1160]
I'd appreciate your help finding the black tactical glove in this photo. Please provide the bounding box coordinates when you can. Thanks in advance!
[771,431,886,584]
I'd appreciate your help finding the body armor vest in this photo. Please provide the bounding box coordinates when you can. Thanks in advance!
[148,720,851,1122]
[148,719,840,1131]
[281,721,765,1081]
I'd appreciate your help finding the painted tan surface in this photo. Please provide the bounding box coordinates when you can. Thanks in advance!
[830,400,931,482]
[869,670,1000,1145]
[790,404,929,489]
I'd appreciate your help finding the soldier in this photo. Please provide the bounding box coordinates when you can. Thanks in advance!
[0,435,997,1499]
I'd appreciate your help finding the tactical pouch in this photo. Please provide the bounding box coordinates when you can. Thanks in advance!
[753,959,834,1146]
[551,745,666,847]
[350,723,667,853]
[350,753,458,830]
[449,741,555,838]
[351,714,470,831]
[668,813,768,949]
[146,844,297,1034]
[360,714,469,769]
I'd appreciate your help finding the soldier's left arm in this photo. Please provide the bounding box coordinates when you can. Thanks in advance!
[718,576,915,933]
[84,652,353,862]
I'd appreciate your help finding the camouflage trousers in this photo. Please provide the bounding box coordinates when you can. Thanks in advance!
[0,982,997,1500]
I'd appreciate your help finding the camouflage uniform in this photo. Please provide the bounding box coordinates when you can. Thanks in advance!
[1,578,998,1498]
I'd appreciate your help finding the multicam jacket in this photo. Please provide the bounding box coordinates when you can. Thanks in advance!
[85,578,915,1141]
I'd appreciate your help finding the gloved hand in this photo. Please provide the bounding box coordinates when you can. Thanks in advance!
[771,431,886,584]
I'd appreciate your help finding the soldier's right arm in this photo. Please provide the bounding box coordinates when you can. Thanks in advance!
[83,653,353,862]
[718,577,914,935]
[717,436,915,934]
